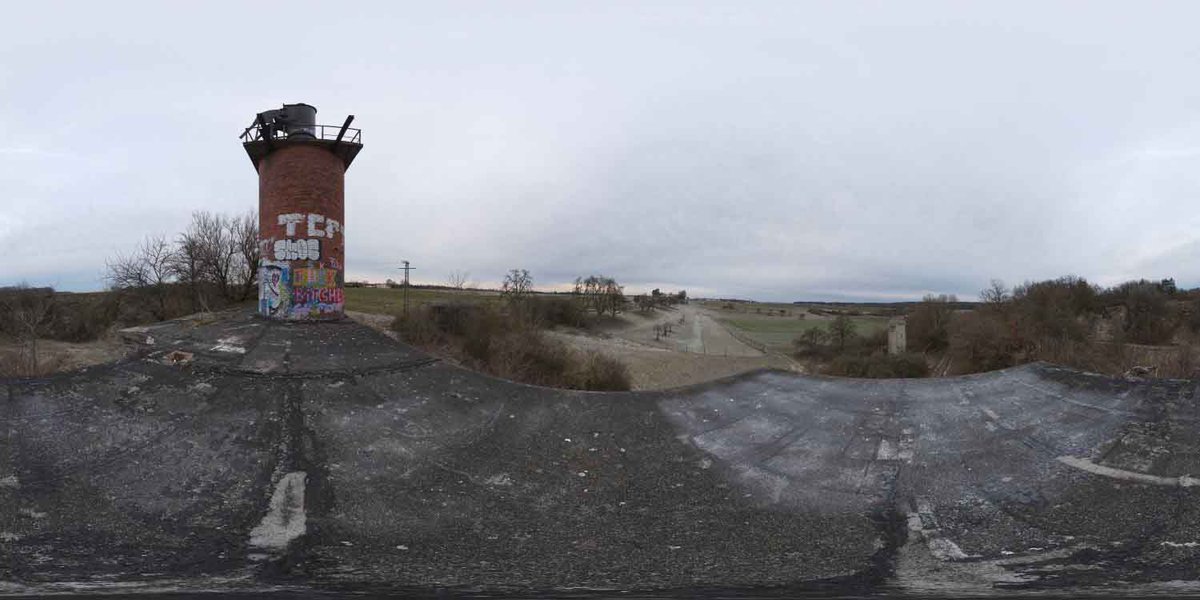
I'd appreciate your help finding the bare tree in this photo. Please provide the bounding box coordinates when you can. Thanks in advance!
[175,211,258,304]
[448,270,470,290]
[502,269,533,304]
[231,211,260,301]
[106,235,177,319]
[103,210,260,321]
[193,211,237,301]
[171,228,210,313]
[0,285,57,375]
[574,275,626,316]
[828,315,857,351]
[980,279,1009,306]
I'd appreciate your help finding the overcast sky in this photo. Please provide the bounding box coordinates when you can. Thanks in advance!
[3,1,1200,301]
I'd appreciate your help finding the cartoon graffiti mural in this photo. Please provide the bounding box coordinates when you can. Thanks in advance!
[259,264,291,317]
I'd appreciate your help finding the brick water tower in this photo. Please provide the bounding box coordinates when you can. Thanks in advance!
[241,103,362,320]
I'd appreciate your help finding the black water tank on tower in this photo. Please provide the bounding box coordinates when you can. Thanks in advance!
[280,103,317,138]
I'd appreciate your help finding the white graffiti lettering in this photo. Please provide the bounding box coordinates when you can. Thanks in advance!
[276,213,340,240]
[277,213,304,236]
[307,213,325,237]
[273,238,321,261]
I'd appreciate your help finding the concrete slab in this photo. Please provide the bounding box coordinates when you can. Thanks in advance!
[2,310,1199,595]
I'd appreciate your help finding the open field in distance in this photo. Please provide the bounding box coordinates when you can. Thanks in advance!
[698,300,890,354]
[717,315,888,354]
[343,286,500,315]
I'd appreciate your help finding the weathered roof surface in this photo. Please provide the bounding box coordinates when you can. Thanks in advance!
[2,309,1199,596]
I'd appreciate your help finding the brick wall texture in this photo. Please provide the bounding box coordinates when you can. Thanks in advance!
[258,143,346,271]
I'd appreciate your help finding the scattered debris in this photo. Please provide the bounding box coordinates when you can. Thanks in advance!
[1124,365,1157,379]
[211,337,247,354]
[484,474,512,486]
[162,350,194,365]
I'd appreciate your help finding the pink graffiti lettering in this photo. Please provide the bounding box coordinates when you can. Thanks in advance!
[292,287,344,304]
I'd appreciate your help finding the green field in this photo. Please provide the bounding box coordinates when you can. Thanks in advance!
[718,315,888,353]
[344,286,501,315]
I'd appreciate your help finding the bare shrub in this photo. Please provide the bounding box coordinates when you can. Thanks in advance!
[949,310,1022,372]
[392,306,444,346]
[825,352,928,378]
[0,285,58,375]
[1105,279,1176,345]
[1011,276,1101,342]
[907,294,957,352]
[50,293,120,342]
[1163,344,1196,378]
[390,302,630,391]
[568,350,632,391]
[793,327,830,358]
[526,296,587,329]
[0,346,67,378]
[945,275,1152,375]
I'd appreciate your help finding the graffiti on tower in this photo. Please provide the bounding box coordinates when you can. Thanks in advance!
[259,264,290,317]
[259,212,344,320]
[290,267,344,318]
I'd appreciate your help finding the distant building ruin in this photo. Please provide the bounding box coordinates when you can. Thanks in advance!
[241,103,363,320]
[887,316,907,355]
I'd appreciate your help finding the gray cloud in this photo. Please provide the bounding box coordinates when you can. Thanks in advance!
[4,1,1200,301]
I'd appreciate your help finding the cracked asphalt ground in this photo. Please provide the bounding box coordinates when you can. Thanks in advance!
[1,309,1199,596]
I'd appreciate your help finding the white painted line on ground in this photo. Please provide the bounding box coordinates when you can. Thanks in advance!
[249,471,308,551]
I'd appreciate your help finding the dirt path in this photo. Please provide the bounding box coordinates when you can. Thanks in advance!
[546,329,794,390]
[550,304,799,389]
[610,304,763,357]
